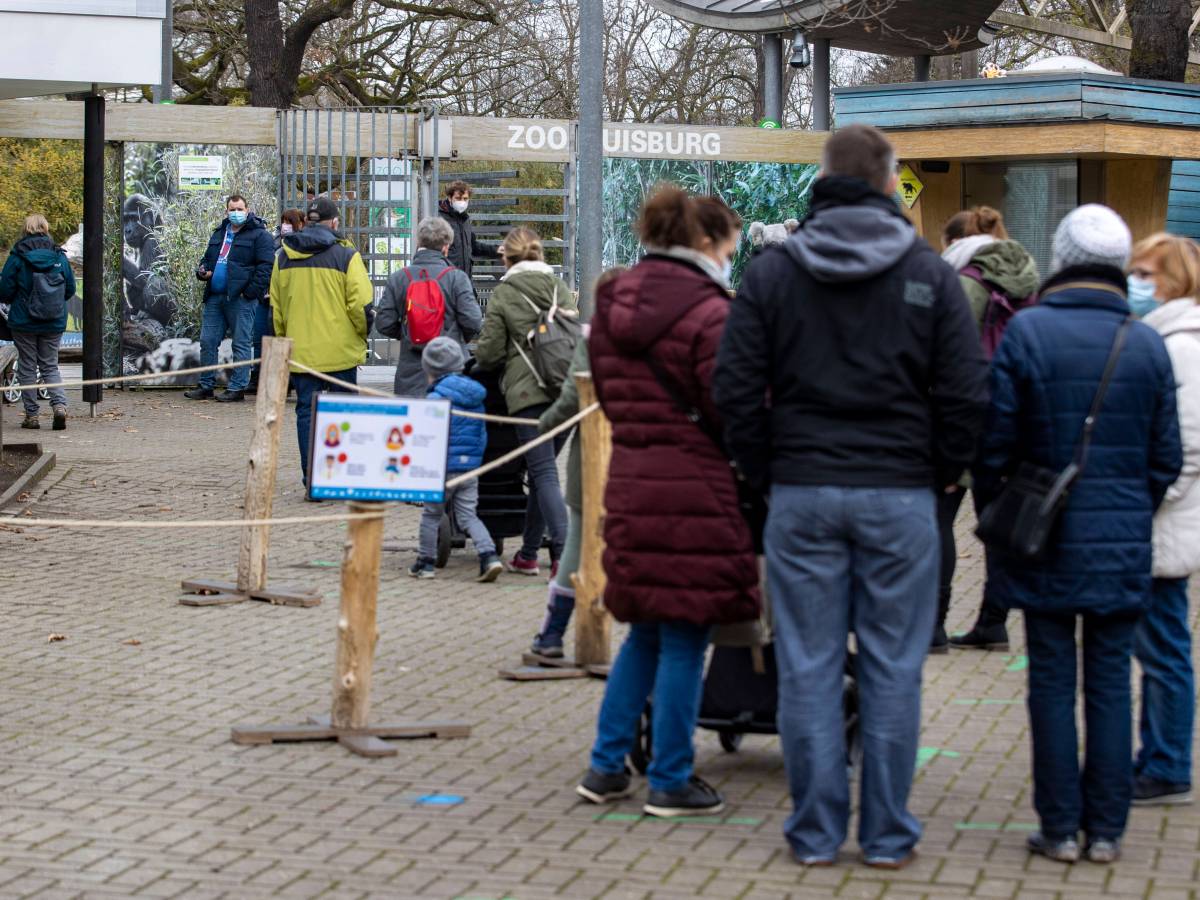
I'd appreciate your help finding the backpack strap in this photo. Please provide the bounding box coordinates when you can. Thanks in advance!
[434,267,455,281]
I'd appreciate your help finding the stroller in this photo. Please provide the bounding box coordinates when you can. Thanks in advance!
[629,643,861,773]
[434,362,529,567]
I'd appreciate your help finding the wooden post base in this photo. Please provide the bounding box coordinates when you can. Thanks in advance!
[231,715,470,758]
[498,651,589,681]
[179,577,322,608]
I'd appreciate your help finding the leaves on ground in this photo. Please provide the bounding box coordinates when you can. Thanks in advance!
[46,633,66,643]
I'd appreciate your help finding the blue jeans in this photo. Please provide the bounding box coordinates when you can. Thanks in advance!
[292,368,357,485]
[1134,577,1194,786]
[767,484,937,861]
[589,622,710,793]
[513,404,569,561]
[249,302,274,386]
[199,293,255,391]
[1025,609,1139,842]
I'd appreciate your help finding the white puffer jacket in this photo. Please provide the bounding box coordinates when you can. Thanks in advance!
[1146,298,1200,578]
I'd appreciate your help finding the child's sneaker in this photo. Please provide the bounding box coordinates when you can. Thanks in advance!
[408,557,435,579]
[477,554,503,583]
[507,552,540,577]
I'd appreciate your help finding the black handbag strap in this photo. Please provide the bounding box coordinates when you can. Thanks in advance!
[642,351,729,455]
[1073,316,1133,468]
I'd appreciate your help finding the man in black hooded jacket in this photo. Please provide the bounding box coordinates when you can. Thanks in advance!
[713,124,988,869]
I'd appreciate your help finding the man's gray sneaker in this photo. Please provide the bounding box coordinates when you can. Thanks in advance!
[576,767,633,804]
[1085,838,1120,864]
[1027,831,1079,863]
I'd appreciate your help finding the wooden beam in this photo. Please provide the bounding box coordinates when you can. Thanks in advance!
[332,500,384,730]
[571,373,612,670]
[889,122,1200,162]
[990,10,1200,66]
[0,99,278,144]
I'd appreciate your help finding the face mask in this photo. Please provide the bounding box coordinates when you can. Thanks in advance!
[280,223,293,235]
[451,199,469,214]
[229,210,248,226]
[1127,274,1158,318]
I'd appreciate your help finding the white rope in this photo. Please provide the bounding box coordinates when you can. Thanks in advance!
[445,402,600,490]
[288,361,544,425]
[3,358,260,392]
[0,511,385,530]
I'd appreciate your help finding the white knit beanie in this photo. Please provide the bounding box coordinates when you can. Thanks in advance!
[1050,204,1132,274]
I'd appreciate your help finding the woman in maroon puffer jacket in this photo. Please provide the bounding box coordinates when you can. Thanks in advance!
[575,186,761,818]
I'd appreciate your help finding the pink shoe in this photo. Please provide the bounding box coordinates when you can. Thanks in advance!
[507,553,540,577]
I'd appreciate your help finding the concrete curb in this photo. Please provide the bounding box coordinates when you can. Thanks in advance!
[0,442,56,511]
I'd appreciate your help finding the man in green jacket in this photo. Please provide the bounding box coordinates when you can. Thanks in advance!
[270,197,372,488]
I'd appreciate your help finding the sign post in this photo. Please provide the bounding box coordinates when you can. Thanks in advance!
[232,394,470,758]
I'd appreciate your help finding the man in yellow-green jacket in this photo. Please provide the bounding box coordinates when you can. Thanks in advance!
[270,196,372,490]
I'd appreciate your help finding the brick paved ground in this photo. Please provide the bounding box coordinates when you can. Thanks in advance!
[0,382,1197,899]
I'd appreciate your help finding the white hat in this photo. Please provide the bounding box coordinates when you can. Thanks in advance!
[1051,204,1132,274]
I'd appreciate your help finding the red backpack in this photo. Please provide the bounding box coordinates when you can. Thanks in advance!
[405,267,452,347]
[960,265,1038,360]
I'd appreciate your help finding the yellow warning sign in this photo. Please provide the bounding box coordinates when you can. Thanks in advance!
[897,164,924,209]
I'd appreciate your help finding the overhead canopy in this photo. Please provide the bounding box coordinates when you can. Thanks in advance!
[0,1,164,100]
[645,0,1003,55]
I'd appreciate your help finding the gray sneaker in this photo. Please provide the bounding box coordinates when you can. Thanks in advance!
[576,767,633,804]
[1085,839,1120,864]
[644,776,724,817]
[1027,832,1079,863]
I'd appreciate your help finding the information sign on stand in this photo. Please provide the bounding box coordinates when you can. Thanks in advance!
[307,395,451,502]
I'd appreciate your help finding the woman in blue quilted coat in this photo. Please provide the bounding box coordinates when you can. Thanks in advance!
[974,205,1183,865]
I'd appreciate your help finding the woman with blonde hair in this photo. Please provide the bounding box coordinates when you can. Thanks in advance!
[0,213,75,430]
[475,226,578,578]
[1126,232,1200,806]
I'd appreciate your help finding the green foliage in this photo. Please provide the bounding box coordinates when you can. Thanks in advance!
[0,138,83,246]
[602,160,708,269]
[713,162,820,282]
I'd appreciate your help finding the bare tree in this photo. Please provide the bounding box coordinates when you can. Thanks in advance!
[1128,0,1191,81]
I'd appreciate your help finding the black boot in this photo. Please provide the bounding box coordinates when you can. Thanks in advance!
[530,585,575,658]
[948,622,1010,651]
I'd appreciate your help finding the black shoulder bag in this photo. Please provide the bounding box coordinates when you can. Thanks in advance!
[975,317,1133,562]
[642,353,767,553]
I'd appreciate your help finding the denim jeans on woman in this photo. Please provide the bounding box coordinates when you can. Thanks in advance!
[589,621,710,792]
[1024,609,1139,841]
[11,331,66,416]
[513,403,568,561]
[1134,577,1194,786]
[766,484,937,863]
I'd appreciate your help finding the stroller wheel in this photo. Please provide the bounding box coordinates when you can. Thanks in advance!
[718,730,743,753]
[435,514,451,568]
[629,703,652,775]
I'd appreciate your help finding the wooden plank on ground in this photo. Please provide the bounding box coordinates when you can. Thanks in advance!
[499,666,588,681]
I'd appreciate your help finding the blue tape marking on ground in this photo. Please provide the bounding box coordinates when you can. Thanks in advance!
[416,794,464,806]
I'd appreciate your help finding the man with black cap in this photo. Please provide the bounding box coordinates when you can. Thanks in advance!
[270,196,372,489]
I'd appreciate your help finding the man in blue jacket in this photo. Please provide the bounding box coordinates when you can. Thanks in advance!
[184,194,275,402]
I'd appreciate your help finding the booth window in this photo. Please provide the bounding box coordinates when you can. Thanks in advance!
[963,160,1079,277]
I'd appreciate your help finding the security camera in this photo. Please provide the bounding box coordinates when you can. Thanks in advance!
[790,30,811,69]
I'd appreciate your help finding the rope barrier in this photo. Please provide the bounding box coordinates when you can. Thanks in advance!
[2,358,261,392]
[0,511,386,529]
[288,361,547,426]
[445,402,600,490]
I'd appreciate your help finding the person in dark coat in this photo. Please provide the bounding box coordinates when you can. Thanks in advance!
[974,204,1183,865]
[714,125,989,869]
[185,194,276,402]
[0,214,76,430]
[575,186,760,819]
[438,180,487,281]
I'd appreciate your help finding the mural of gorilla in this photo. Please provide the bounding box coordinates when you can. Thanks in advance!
[121,193,176,356]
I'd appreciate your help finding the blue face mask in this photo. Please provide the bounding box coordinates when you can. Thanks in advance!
[1127,274,1158,318]
[228,210,248,226]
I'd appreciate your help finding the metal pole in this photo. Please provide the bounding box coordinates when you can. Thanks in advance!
[762,33,784,125]
[578,0,603,316]
[153,0,172,103]
[913,55,931,82]
[82,93,104,410]
[812,38,832,132]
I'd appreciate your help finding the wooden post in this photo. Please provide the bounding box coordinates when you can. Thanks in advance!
[571,373,613,669]
[236,336,293,595]
[332,500,384,730]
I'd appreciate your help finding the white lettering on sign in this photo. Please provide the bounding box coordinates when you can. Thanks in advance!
[507,123,722,158]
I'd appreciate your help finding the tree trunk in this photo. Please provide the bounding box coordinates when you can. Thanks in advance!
[243,0,355,107]
[1128,0,1191,82]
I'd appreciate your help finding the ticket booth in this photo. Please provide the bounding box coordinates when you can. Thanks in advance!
[835,73,1200,274]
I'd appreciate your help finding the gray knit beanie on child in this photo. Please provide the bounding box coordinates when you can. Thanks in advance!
[421,336,465,380]
[1050,204,1132,275]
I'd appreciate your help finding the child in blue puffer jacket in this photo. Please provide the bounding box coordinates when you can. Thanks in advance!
[409,336,503,582]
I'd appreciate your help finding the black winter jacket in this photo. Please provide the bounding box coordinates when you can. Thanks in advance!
[713,177,989,491]
[438,199,487,280]
[198,214,276,304]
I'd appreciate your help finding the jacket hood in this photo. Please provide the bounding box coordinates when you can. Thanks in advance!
[1145,297,1200,338]
[282,223,340,260]
[410,247,450,266]
[431,372,486,407]
[966,240,1041,298]
[500,262,561,308]
[941,234,995,272]
[14,234,62,270]
[599,255,722,355]
[786,176,916,283]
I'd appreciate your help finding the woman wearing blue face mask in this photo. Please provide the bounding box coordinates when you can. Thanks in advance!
[1127,233,1200,807]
